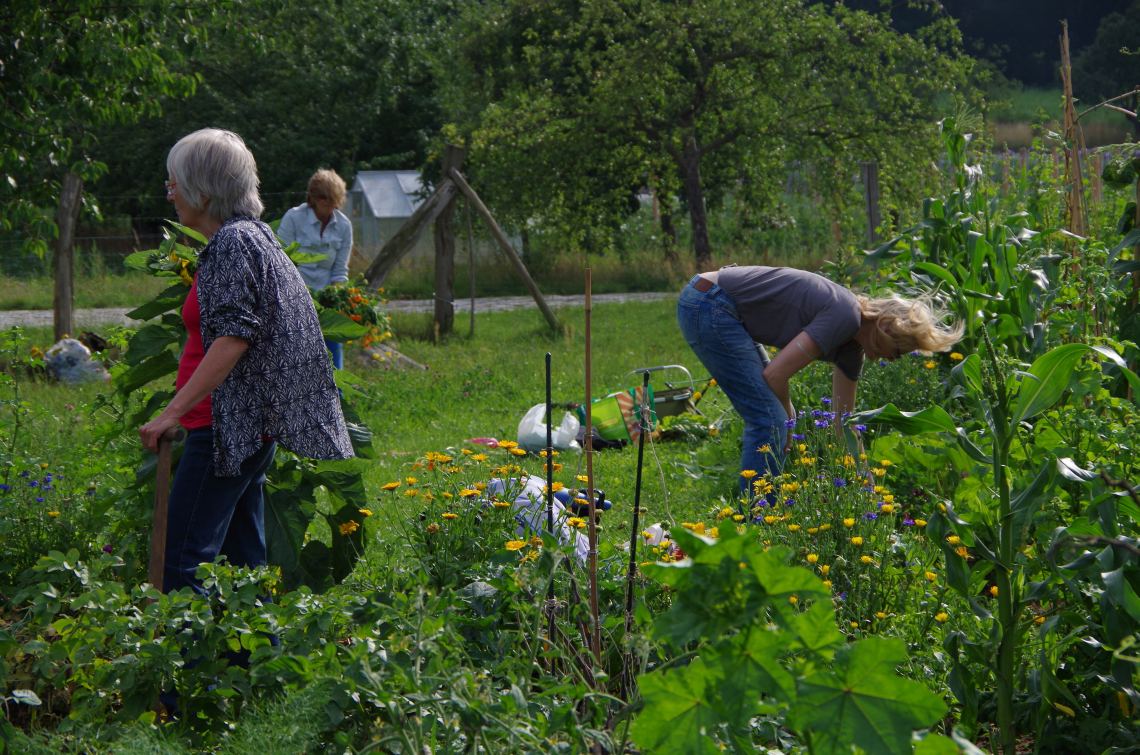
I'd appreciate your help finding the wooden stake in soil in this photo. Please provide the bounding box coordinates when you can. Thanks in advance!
[545,353,557,648]
[583,268,602,663]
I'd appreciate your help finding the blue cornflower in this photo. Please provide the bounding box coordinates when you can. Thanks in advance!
[19,470,29,478]
[878,359,888,367]
[792,433,804,441]
[28,480,39,488]
[834,478,847,488]
[854,424,868,433]
[784,417,797,429]
[863,512,878,520]
[784,498,795,507]
[44,473,53,482]
[821,397,831,406]
[815,419,828,428]
[836,591,847,602]
[36,496,44,503]
[902,517,915,526]
[0,484,8,493]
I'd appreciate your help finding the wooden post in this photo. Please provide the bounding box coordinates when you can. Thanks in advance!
[449,168,560,331]
[583,268,601,664]
[1090,152,1103,205]
[364,178,459,288]
[53,171,83,342]
[1060,21,1088,240]
[432,146,465,337]
[860,161,881,247]
[465,199,476,337]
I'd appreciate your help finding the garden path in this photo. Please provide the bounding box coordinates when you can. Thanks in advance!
[0,292,674,329]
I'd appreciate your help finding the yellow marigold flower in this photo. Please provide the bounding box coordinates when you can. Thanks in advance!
[339,520,360,536]
[708,378,717,386]
[753,478,774,494]
[873,485,885,494]
[459,488,479,498]
[566,517,587,529]
[442,512,458,520]
[947,535,961,545]
[924,571,937,582]
[510,448,527,456]
[1034,615,1046,625]
[642,530,654,540]
[806,553,819,564]
[850,536,864,546]
[797,457,816,466]
[848,620,857,629]
[924,360,936,369]
[860,555,873,565]
[875,611,887,620]
[787,524,801,532]
[576,474,589,483]
[914,518,927,527]
[872,467,886,477]
[880,503,895,514]
[989,585,999,597]
[882,493,894,504]
[788,595,799,605]
[404,488,419,497]
[934,611,949,623]
[955,546,968,558]
[824,580,834,589]
[740,469,758,480]
[692,391,702,401]
[444,465,462,474]
[682,522,706,534]
[843,517,856,528]
[498,440,518,449]
[381,481,401,490]
[843,454,856,467]
[757,444,772,453]
[475,482,486,490]
[718,506,735,518]
[764,515,778,525]
[461,448,472,455]
[820,564,830,576]
[421,492,434,502]
[544,482,565,493]
[405,476,419,484]
[708,527,719,538]
[879,459,892,467]
[819,523,832,532]
[520,549,539,563]
[546,462,563,472]
[659,539,672,549]
[807,527,819,535]
[937,502,947,512]
[505,539,526,551]
[797,443,807,453]
[471,454,487,462]
[732,514,744,522]
[47,511,60,518]
[442,492,453,499]
[358,508,373,517]
[529,536,543,547]
[781,481,800,493]
[493,500,512,509]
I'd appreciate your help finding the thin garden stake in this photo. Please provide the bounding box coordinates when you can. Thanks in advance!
[624,370,651,635]
[545,352,557,648]
[583,268,602,663]
[465,198,476,337]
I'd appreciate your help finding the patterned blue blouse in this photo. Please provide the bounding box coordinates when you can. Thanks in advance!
[196,216,354,476]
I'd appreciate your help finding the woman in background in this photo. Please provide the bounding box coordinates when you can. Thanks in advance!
[277,169,354,368]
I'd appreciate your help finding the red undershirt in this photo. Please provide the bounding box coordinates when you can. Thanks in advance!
[177,275,213,430]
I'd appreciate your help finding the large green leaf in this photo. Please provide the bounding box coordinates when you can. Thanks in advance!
[126,283,189,321]
[630,661,724,754]
[791,637,947,755]
[116,350,179,395]
[126,324,182,366]
[1091,345,1140,399]
[1010,343,1090,425]
[319,309,369,342]
[848,403,957,435]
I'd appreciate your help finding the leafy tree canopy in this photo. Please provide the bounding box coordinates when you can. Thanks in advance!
[1073,0,1140,107]
[442,0,974,265]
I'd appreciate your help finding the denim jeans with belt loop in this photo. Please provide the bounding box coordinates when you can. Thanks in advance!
[677,275,788,496]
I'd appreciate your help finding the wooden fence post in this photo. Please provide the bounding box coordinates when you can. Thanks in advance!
[54,171,83,342]
[432,145,465,337]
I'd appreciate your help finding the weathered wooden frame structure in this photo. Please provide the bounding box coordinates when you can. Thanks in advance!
[363,145,559,334]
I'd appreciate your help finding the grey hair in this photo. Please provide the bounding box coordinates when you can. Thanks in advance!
[166,128,264,222]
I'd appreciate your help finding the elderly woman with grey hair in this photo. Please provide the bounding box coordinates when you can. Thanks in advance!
[139,128,353,594]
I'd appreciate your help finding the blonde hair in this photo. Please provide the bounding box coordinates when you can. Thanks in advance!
[857,295,963,353]
[167,128,263,221]
[307,169,347,208]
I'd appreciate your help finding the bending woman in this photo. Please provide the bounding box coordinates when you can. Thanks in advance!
[277,169,353,368]
[676,265,961,496]
[139,128,354,593]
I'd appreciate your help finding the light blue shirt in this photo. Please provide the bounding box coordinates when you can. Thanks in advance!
[277,203,353,290]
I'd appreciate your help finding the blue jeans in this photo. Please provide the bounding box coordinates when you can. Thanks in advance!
[326,339,343,370]
[677,276,788,494]
[164,428,277,593]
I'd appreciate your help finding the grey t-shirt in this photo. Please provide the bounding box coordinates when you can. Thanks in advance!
[717,266,864,380]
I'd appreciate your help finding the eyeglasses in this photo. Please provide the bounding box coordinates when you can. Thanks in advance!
[165,180,177,199]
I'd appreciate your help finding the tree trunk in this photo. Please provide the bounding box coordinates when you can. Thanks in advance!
[678,139,712,269]
[54,171,83,342]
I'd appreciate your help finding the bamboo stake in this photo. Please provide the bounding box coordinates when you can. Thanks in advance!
[584,268,602,663]
[621,370,652,698]
[1060,20,1089,242]
[545,353,557,651]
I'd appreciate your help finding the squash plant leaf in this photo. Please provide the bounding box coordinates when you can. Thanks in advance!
[630,661,724,755]
[791,636,947,755]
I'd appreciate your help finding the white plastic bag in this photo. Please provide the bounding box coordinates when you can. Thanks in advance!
[44,338,110,384]
[517,403,581,452]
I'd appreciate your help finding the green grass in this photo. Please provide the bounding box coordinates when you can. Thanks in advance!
[0,271,169,310]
